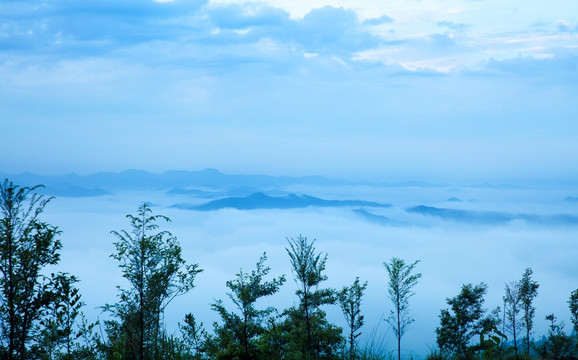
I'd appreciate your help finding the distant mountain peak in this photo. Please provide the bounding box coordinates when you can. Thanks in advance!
[173,192,391,211]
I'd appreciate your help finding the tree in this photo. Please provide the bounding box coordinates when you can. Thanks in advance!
[435,283,489,357]
[104,203,202,360]
[279,306,343,360]
[519,268,539,356]
[32,272,97,360]
[0,180,61,360]
[210,253,286,360]
[473,306,506,360]
[384,257,421,360]
[338,277,367,360]
[569,289,578,336]
[535,314,575,359]
[503,280,522,358]
[180,314,209,360]
[257,312,287,360]
[36,273,80,359]
[285,235,341,359]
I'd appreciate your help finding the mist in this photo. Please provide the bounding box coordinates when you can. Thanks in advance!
[38,181,578,358]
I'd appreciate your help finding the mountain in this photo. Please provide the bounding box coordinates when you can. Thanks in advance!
[166,186,289,199]
[0,169,449,194]
[407,205,578,226]
[0,169,352,192]
[353,209,405,226]
[172,192,391,211]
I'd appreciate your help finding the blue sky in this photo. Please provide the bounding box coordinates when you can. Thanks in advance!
[1,0,577,182]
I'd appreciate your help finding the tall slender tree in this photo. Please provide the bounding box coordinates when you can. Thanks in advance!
[338,277,367,360]
[0,180,61,360]
[285,235,339,359]
[104,203,202,360]
[519,268,539,356]
[384,258,421,360]
[569,289,578,335]
[504,281,522,358]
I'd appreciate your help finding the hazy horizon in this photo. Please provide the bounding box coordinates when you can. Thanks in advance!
[3,168,578,189]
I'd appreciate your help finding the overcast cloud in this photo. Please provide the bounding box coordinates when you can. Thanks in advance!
[1,0,577,182]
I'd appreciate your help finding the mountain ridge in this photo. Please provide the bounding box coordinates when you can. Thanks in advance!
[172,192,392,211]
[0,169,449,194]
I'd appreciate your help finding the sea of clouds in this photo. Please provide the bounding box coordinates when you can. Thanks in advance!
[38,183,578,358]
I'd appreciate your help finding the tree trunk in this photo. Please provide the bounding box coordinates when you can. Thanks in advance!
[513,316,517,358]
[526,326,530,356]
[244,311,249,360]
[7,231,15,360]
[304,290,311,359]
[397,293,401,360]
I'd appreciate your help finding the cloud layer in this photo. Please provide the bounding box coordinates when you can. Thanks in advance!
[45,186,578,357]
[1,0,577,181]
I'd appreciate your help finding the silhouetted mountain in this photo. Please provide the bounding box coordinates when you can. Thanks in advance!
[446,197,462,202]
[172,193,391,211]
[166,186,289,199]
[407,205,578,226]
[408,206,512,225]
[0,169,354,191]
[0,169,458,195]
[353,209,405,226]
[564,196,578,203]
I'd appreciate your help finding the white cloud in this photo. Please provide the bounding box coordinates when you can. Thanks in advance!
[43,186,578,357]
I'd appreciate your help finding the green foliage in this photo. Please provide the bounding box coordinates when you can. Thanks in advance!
[469,307,507,360]
[338,277,368,360]
[208,253,286,360]
[435,283,491,358]
[180,314,209,360]
[0,180,62,360]
[384,258,421,360]
[279,305,343,360]
[32,273,98,360]
[286,235,335,309]
[569,289,578,335]
[534,314,576,359]
[256,313,287,360]
[519,268,539,356]
[286,235,340,359]
[425,349,446,360]
[103,203,202,360]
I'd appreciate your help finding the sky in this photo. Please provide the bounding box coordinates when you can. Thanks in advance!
[1,0,578,182]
